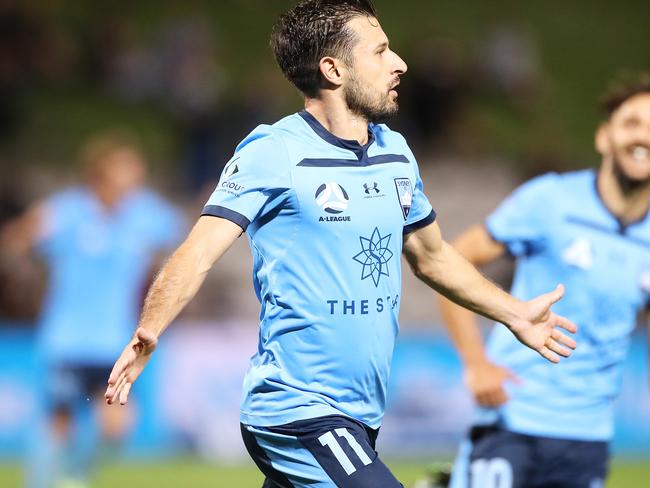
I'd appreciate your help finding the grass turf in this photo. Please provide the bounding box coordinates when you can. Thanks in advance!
[1,459,648,487]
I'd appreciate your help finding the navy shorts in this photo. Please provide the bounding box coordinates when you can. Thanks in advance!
[241,415,403,488]
[457,426,609,488]
[47,363,112,412]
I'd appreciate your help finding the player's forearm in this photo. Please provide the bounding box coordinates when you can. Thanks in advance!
[136,242,211,339]
[418,241,525,331]
[134,216,242,340]
[439,296,490,366]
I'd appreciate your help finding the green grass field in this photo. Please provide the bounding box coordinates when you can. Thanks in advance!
[1,459,648,487]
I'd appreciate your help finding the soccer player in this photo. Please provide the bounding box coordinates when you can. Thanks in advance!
[2,132,183,488]
[105,2,577,486]
[440,75,650,488]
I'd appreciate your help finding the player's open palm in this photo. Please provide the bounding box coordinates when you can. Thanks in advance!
[105,327,157,405]
[511,284,577,363]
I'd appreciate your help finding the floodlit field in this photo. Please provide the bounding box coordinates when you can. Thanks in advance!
[1,459,648,487]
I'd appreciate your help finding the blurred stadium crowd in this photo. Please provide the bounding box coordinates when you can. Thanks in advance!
[1,0,648,324]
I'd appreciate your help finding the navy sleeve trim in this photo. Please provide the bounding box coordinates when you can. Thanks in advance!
[484,220,519,259]
[201,205,251,231]
[484,220,505,245]
[403,209,436,235]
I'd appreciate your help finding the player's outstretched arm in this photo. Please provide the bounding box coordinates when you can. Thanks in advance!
[403,221,577,363]
[0,203,47,255]
[436,225,516,407]
[105,216,242,405]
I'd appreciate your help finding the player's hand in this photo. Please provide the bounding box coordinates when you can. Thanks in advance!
[105,327,157,405]
[465,359,517,407]
[510,284,577,363]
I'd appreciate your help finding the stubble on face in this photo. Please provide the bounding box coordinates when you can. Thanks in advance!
[343,66,399,124]
[609,140,650,191]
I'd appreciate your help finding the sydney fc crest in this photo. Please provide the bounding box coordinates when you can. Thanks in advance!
[394,178,413,219]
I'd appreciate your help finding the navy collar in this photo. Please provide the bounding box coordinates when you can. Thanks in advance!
[593,171,650,234]
[298,110,375,161]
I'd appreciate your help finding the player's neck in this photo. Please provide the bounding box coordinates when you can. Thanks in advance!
[597,162,650,224]
[304,97,370,145]
[89,183,122,212]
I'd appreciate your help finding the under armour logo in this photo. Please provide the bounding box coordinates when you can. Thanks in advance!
[363,182,380,194]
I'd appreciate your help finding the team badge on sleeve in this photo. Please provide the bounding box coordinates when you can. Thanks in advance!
[222,157,240,179]
[393,178,413,219]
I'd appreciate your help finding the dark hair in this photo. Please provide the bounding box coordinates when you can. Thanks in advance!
[271,0,377,98]
[600,72,650,116]
[79,129,143,181]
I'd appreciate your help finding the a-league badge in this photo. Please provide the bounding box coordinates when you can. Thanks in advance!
[393,178,413,219]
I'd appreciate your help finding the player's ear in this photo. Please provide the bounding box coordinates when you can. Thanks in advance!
[318,56,345,88]
[595,122,610,156]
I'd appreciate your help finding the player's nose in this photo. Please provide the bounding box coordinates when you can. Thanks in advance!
[391,51,407,75]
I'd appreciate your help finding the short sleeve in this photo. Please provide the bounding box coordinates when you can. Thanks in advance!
[403,151,436,235]
[486,172,558,256]
[202,127,291,231]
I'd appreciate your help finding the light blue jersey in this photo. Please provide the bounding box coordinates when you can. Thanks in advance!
[477,169,650,440]
[37,188,183,365]
[203,111,435,428]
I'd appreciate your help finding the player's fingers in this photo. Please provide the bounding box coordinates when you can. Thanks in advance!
[481,390,501,407]
[553,314,578,334]
[492,388,509,406]
[107,372,128,405]
[119,382,132,405]
[545,339,572,358]
[538,346,560,364]
[552,328,577,349]
[105,371,123,402]
[546,284,565,305]
[107,354,132,385]
[476,386,504,407]
[475,392,489,406]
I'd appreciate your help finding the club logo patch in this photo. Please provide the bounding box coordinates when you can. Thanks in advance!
[217,156,244,196]
[394,178,413,219]
[222,157,240,179]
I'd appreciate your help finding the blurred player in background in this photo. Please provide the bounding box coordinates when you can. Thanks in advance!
[2,131,183,488]
[440,74,650,488]
[104,1,576,486]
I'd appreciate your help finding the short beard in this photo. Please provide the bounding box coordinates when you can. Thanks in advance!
[612,155,648,194]
[344,70,398,124]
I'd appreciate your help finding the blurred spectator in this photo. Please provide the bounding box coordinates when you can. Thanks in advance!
[1,130,184,488]
[0,1,77,140]
[96,13,228,193]
[475,20,543,107]
[396,37,470,154]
